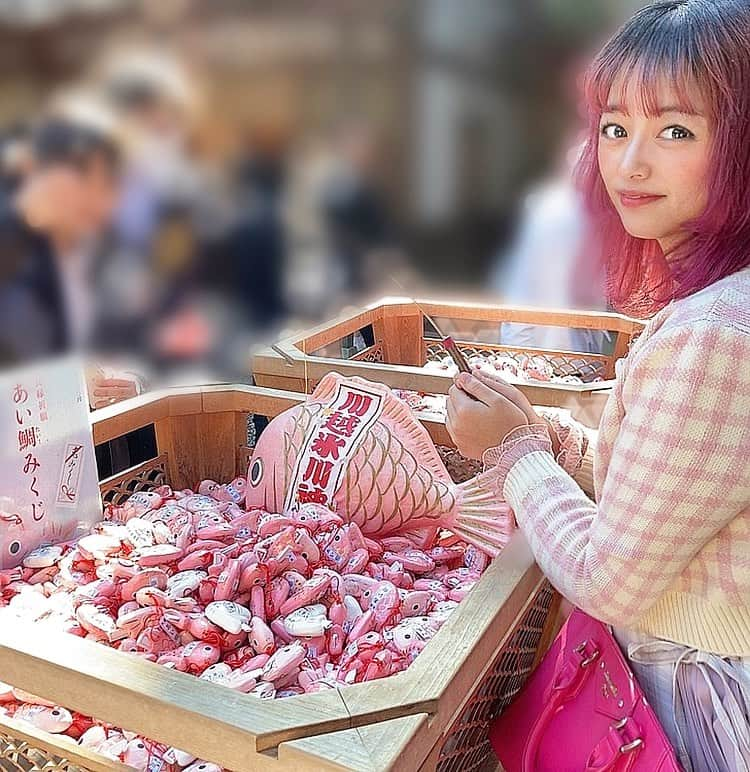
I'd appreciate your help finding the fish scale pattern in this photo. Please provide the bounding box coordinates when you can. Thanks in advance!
[343,425,453,534]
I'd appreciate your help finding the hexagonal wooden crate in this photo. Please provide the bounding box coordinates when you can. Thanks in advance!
[0,385,566,771]
[253,298,644,427]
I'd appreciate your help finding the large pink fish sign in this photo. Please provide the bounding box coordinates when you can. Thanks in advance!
[246,373,514,557]
[0,357,101,569]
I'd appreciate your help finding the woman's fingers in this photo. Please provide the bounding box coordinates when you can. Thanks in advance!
[469,370,538,422]
[452,373,501,406]
[466,368,513,392]
[92,386,136,398]
[96,378,137,389]
[447,385,482,455]
[447,385,471,429]
[445,408,455,442]
[447,380,530,460]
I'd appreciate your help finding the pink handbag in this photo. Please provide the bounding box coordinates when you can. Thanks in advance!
[490,609,682,771]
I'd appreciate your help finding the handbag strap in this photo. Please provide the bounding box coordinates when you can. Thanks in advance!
[584,716,644,772]
[521,633,602,771]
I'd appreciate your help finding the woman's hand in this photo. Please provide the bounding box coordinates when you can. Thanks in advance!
[446,371,530,460]
[88,373,140,410]
[468,368,540,422]
[469,368,561,455]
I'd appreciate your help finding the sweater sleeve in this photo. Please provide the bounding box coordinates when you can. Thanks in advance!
[536,407,595,494]
[493,322,750,627]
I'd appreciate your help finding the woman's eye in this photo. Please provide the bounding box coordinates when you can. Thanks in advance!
[601,123,626,139]
[659,125,694,140]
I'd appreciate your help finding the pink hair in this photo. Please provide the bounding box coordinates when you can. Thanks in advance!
[575,0,750,317]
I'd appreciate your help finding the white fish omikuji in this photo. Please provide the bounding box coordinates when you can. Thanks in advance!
[0,469,488,770]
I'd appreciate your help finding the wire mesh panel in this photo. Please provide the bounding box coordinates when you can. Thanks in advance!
[436,581,556,772]
[0,730,90,772]
[425,342,608,382]
[351,344,385,363]
[100,455,169,507]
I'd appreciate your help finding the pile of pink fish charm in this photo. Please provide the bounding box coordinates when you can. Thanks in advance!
[0,480,490,771]
[423,352,601,385]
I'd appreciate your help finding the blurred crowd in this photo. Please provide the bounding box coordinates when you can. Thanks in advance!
[0,51,405,405]
[0,2,644,410]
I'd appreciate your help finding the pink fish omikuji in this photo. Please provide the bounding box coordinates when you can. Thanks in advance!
[245,374,513,557]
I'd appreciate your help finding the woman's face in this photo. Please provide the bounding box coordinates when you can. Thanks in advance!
[597,73,712,251]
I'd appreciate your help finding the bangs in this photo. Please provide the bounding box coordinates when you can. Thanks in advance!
[584,5,711,118]
[588,59,705,119]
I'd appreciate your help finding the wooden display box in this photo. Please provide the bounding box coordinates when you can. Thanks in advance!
[252,298,643,427]
[0,385,563,771]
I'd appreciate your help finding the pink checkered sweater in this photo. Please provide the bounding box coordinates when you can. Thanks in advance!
[490,266,750,656]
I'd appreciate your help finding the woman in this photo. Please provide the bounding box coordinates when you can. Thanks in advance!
[446,2,750,770]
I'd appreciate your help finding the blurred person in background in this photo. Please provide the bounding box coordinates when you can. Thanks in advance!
[96,51,219,375]
[492,142,611,355]
[320,120,398,310]
[0,116,144,407]
[104,53,201,259]
[222,125,289,338]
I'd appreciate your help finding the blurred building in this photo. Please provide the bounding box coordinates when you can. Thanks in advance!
[0,0,647,306]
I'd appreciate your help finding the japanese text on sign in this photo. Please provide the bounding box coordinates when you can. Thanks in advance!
[1,357,102,569]
[285,383,384,511]
[12,383,46,522]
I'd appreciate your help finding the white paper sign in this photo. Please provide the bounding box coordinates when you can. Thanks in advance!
[0,356,102,568]
[283,380,384,513]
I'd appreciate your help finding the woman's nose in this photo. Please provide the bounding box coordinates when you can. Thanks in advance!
[619,136,651,180]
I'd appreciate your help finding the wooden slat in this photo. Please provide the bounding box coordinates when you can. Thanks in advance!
[155,413,235,490]
[301,307,384,355]
[280,713,431,772]
[197,411,238,485]
[154,414,188,490]
[200,384,305,416]
[91,389,204,444]
[0,623,352,772]
[415,299,643,333]
[94,386,307,446]
[372,308,423,366]
[91,393,169,445]
[253,373,314,393]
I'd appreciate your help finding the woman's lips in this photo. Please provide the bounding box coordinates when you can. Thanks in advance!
[618,191,666,208]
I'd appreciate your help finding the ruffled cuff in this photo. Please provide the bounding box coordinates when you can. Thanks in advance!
[481,423,554,493]
[537,409,590,476]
